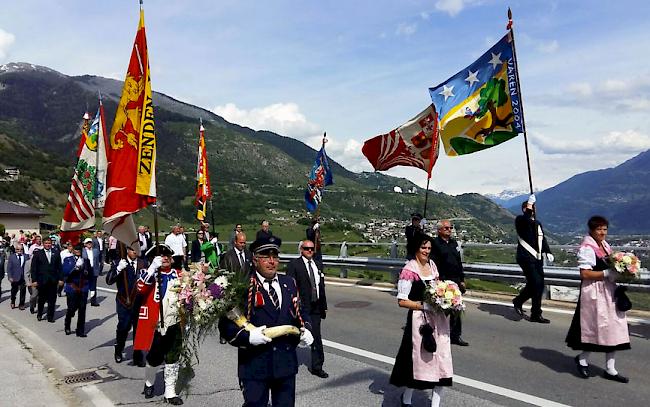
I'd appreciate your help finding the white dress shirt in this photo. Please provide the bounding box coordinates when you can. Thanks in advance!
[301,256,321,299]
[257,272,282,307]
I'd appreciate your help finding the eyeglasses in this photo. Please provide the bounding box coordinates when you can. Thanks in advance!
[302,247,315,251]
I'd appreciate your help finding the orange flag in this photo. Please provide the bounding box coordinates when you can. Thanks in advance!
[102,8,156,250]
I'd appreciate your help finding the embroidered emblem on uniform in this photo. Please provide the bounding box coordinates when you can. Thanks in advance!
[139,306,149,319]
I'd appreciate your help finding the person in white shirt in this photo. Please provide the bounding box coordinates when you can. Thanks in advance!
[164,226,187,270]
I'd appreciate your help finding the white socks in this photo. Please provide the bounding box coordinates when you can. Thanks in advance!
[578,351,590,367]
[402,388,414,404]
[164,363,180,399]
[431,387,443,407]
[605,352,617,375]
[145,364,157,387]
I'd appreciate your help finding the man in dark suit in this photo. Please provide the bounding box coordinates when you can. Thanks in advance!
[512,195,554,324]
[106,245,145,365]
[83,238,102,306]
[286,239,329,378]
[219,232,252,274]
[30,237,63,322]
[7,243,29,310]
[405,212,424,260]
[62,244,90,337]
[431,220,468,346]
[219,236,313,407]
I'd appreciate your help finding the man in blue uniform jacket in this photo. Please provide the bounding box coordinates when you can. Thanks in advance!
[219,235,314,407]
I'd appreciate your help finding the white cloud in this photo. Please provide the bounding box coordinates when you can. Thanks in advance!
[0,28,16,60]
[562,74,650,112]
[395,22,417,37]
[567,82,593,97]
[537,39,559,54]
[435,0,478,17]
[420,11,430,20]
[531,130,650,155]
[213,102,321,141]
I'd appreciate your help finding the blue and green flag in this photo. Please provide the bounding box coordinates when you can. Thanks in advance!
[429,33,524,156]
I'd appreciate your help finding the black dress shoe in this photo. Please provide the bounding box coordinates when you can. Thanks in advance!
[76,332,87,338]
[451,337,469,346]
[37,315,43,321]
[30,308,36,314]
[65,327,72,335]
[603,372,629,383]
[165,396,184,405]
[143,384,155,398]
[574,356,589,378]
[530,316,551,324]
[219,336,227,344]
[308,368,329,378]
[19,305,25,310]
[91,302,100,307]
[114,350,123,363]
[512,299,525,317]
[48,319,55,323]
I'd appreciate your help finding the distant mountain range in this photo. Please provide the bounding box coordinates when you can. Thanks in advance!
[485,188,529,208]
[0,62,517,242]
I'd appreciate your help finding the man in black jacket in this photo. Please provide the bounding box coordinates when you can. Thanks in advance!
[431,219,468,346]
[30,237,63,322]
[219,232,252,274]
[286,239,329,378]
[512,195,554,324]
[405,212,424,260]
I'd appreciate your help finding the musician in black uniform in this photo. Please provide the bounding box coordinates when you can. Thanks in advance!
[431,219,468,346]
[512,195,554,323]
[219,236,314,407]
[106,245,145,365]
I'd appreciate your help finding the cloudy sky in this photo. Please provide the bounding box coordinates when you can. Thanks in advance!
[1,0,649,195]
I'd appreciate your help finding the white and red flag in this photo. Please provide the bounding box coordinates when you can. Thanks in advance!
[195,122,212,221]
[362,104,440,177]
[60,104,109,245]
[102,8,156,251]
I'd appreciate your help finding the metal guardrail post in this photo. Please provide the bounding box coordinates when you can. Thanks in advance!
[339,241,348,279]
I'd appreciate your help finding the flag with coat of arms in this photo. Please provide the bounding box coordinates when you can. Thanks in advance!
[305,138,333,213]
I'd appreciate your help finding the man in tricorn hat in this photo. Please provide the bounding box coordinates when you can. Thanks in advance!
[106,245,145,365]
[219,235,314,407]
[134,244,184,405]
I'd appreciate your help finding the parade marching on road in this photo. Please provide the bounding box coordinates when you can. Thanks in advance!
[0,272,648,407]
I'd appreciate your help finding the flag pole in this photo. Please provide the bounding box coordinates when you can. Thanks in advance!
[422,108,439,219]
[507,8,534,195]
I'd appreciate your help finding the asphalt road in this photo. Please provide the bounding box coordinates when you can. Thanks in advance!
[0,278,648,407]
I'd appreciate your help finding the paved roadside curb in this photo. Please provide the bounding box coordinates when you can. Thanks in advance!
[0,312,114,407]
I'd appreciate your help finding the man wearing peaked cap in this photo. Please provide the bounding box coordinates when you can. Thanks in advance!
[219,234,316,407]
[134,243,183,405]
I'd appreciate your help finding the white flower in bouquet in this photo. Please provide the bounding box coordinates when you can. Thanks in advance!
[215,275,229,289]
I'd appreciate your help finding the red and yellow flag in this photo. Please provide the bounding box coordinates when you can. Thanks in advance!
[102,8,156,250]
[195,123,212,220]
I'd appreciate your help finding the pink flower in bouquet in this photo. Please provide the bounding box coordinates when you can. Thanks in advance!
[193,270,206,284]
[615,252,624,261]
[179,285,194,304]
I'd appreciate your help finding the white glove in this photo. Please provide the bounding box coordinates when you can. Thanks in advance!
[299,328,314,347]
[249,325,272,346]
[210,238,219,245]
[145,256,162,279]
[116,259,128,272]
[75,258,84,268]
[422,302,433,312]
[420,218,427,228]
[546,253,554,264]
[313,222,320,230]
[602,269,618,282]
[527,194,536,205]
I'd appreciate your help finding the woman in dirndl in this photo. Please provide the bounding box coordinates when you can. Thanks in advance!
[390,233,452,407]
[566,215,631,383]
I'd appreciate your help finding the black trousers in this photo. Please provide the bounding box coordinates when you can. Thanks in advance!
[514,259,545,317]
[37,281,58,320]
[146,324,182,367]
[115,299,142,358]
[65,291,88,334]
[450,312,462,340]
[171,255,184,270]
[241,375,296,407]
[309,309,324,371]
[11,280,26,306]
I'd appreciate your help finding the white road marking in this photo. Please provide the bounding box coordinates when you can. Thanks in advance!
[322,339,572,407]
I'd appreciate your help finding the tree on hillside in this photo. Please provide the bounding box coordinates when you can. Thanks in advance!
[472,78,514,140]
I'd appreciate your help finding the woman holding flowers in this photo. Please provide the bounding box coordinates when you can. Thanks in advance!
[390,234,452,407]
[566,216,631,383]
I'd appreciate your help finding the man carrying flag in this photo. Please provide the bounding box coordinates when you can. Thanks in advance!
[195,122,211,221]
[304,134,333,214]
[102,5,156,252]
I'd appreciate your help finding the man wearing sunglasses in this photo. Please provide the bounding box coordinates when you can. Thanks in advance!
[432,220,468,346]
[287,240,329,378]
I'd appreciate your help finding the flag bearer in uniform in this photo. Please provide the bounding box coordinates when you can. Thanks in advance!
[62,244,90,337]
[106,245,145,366]
[134,244,184,405]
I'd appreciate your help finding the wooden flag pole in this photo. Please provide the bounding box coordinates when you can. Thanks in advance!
[422,108,439,220]
[507,8,535,195]
[423,178,431,219]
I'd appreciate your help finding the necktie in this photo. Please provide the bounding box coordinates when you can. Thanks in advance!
[265,279,280,310]
[307,260,318,300]
[239,251,245,268]
[130,261,135,269]
[18,254,23,267]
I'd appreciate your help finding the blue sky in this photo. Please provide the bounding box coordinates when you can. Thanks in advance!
[1,0,649,195]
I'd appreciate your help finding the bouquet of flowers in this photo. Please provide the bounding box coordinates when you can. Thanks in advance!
[170,263,249,392]
[607,252,641,282]
[423,280,466,317]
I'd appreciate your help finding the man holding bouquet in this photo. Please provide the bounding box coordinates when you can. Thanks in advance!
[219,235,314,407]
